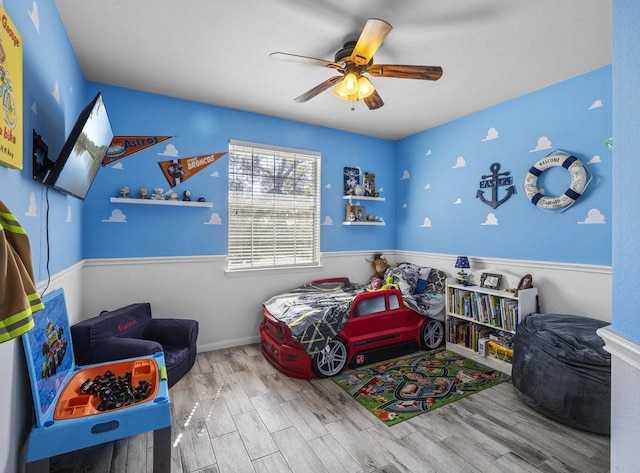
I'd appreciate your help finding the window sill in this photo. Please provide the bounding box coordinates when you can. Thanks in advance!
[224,264,324,278]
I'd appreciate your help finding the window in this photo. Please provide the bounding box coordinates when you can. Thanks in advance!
[389,293,400,310]
[228,140,321,270]
[356,295,387,316]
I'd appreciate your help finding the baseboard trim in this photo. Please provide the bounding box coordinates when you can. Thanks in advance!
[198,335,261,353]
[597,325,640,370]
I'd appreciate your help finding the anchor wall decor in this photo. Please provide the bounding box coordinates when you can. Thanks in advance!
[476,162,516,209]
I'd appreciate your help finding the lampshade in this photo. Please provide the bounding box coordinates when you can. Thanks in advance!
[343,72,358,92]
[356,76,374,99]
[455,256,470,269]
[333,79,357,100]
[333,73,375,101]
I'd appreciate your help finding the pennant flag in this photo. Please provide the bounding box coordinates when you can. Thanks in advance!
[102,135,174,165]
[158,152,227,188]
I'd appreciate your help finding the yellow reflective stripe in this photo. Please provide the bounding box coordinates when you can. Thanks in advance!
[28,292,45,312]
[0,319,35,343]
[0,293,43,342]
[0,306,36,342]
[0,209,26,234]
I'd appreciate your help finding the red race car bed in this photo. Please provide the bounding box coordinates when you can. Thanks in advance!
[260,263,446,379]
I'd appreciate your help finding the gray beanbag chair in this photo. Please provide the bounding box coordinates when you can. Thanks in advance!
[512,313,611,435]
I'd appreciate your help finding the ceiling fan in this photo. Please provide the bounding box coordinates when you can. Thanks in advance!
[270,18,443,110]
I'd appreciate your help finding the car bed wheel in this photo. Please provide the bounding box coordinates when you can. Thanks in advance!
[312,337,348,378]
[421,319,444,350]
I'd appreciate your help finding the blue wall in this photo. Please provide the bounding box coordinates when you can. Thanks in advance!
[0,2,612,279]
[395,66,612,265]
[0,0,88,281]
[81,83,396,258]
[612,0,640,342]
[83,68,612,264]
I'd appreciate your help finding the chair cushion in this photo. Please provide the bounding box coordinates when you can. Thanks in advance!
[163,345,192,388]
[72,303,152,365]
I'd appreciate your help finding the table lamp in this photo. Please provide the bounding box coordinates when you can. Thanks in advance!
[455,256,470,285]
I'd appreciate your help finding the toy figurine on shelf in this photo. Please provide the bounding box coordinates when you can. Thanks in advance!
[364,172,379,197]
[197,197,206,203]
[139,187,149,199]
[183,190,191,201]
[166,191,179,200]
[119,186,130,198]
[151,187,165,200]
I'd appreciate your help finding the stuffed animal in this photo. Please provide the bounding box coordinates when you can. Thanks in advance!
[367,277,383,291]
[367,252,390,282]
[381,276,398,291]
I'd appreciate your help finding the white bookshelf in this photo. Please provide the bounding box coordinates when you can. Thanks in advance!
[445,278,538,375]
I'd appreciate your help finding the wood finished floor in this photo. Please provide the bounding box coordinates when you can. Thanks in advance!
[50,344,610,473]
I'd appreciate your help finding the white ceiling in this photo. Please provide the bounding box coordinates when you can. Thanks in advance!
[54,0,611,141]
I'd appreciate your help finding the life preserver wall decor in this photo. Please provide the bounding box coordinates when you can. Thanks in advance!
[523,150,592,212]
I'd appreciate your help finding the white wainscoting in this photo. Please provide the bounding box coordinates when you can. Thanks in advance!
[77,251,612,353]
[81,251,387,352]
[394,251,612,322]
[36,260,85,323]
[597,326,640,472]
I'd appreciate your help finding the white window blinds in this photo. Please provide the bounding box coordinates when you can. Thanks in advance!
[228,140,321,270]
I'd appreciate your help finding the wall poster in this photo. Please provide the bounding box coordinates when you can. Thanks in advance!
[0,6,22,169]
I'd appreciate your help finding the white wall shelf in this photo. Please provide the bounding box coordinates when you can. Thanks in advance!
[110,197,213,208]
[342,195,385,201]
[342,221,385,226]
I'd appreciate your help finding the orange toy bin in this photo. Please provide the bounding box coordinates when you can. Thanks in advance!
[54,358,159,420]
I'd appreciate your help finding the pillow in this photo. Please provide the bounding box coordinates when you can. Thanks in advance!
[413,267,433,294]
[384,262,420,295]
[414,278,428,294]
[426,269,447,294]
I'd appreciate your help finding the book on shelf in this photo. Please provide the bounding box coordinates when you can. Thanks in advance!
[448,318,472,348]
[450,287,519,332]
[489,330,514,348]
[472,325,496,353]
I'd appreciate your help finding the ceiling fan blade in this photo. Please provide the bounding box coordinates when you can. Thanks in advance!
[270,52,343,70]
[364,90,384,110]
[368,64,443,81]
[294,76,343,103]
[350,18,392,66]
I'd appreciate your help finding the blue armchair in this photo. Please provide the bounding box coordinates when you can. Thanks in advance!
[71,302,198,388]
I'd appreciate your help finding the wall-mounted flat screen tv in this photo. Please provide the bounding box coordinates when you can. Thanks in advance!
[43,92,113,200]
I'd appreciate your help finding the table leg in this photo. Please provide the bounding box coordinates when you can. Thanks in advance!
[153,426,172,473]
[25,457,49,473]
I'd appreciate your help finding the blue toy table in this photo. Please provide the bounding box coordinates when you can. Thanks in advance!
[22,289,172,472]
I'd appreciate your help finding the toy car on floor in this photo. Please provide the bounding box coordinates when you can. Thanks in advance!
[261,275,445,379]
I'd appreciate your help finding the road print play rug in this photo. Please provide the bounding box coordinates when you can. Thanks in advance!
[332,349,510,426]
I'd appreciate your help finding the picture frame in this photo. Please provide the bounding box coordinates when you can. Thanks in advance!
[480,272,502,290]
[344,204,366,222]
[517,274,533,290]
[353,205,366,222]
[343,166,361,195]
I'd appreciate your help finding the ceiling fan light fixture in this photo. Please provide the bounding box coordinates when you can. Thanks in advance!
[333,76,358,101]
[357,75,375,99]
[333,80,349,100]
[271,17,443,110]
[343,72,358,92]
